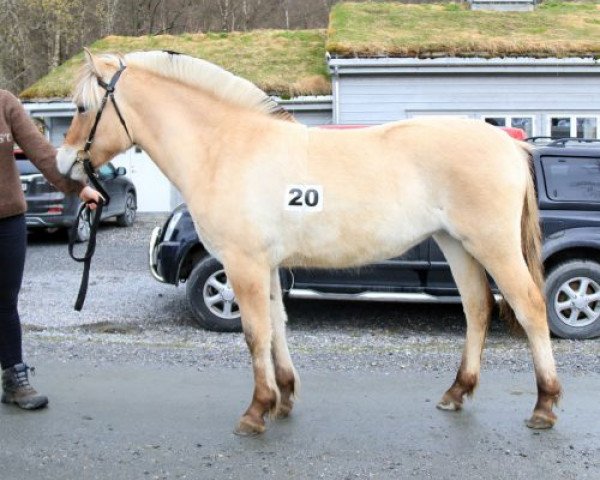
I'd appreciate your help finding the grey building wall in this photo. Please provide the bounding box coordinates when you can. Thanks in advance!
[279,96,333,126]
[336,75,600,125]
[330,58,600,137]
[48,117,72,146]
[291,109,332,126]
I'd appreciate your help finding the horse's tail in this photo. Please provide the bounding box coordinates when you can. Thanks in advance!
[499,141,544,334]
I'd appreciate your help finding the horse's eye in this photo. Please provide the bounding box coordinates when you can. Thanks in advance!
[77,105,86,114]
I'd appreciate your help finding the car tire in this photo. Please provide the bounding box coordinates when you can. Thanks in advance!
[545,260,600,339]
[72,207,91,243]
[116,191,137,227]
[186,256,242,332]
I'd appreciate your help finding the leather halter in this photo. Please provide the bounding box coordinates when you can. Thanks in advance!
[68,61,133,311]
[68,61,133,205]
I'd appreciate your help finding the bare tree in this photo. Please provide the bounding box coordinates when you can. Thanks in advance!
[0,0,371,94]
[97,0,121,37]
[280,0,290,29]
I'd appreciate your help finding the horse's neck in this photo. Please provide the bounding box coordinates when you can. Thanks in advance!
[125,89,220,193]
[125,86,237,200]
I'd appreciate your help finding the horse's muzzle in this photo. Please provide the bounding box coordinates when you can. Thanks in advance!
[57,146,87,182]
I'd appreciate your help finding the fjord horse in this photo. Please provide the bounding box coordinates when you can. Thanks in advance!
[57,50,561,435]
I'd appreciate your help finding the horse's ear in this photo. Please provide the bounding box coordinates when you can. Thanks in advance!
[83,47,102,78]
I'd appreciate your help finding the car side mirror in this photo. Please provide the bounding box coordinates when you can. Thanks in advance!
[115,166,127,176]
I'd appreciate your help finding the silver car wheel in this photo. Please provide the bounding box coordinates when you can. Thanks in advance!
[124,193,136,223]
[554,276,600,328]
[77,209,91,242]
[203,269,240,320]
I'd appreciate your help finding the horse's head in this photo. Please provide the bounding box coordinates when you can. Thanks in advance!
[57,49,134,182]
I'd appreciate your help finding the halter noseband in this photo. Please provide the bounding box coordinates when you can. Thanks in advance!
[70,60,133,205]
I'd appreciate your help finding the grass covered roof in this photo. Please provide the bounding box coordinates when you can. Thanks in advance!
[21,2,600,100]
[327,1,600,59]
[20,30,330,100]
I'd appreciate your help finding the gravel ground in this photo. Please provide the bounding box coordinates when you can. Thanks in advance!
[19,214,600,376]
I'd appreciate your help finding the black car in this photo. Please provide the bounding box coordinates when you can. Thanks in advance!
[17,150,137,241]
[149,139,600,339]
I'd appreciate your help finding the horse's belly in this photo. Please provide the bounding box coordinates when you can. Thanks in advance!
[280,207,441,269]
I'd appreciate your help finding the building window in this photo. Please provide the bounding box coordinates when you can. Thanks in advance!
[549,116,599,139]
[550,117,571,139]
[511,117,534,137]
[482,115,534,137]
[578,118,598,138]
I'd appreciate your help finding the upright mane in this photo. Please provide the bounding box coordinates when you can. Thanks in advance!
[73,50,294,121]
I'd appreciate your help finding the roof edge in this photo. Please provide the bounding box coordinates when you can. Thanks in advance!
[328,56,600,75]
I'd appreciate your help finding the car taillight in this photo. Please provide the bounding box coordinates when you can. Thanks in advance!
[47,204,64,215]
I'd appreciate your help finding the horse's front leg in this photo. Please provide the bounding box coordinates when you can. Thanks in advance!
[224,253,279,435]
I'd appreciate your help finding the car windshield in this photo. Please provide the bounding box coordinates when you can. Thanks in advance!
[15,151,40,175]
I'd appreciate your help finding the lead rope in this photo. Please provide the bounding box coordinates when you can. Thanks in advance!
[67,62,128,311]
[68,160,110,311]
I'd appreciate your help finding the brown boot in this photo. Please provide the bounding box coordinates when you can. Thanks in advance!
[1,363,48,410]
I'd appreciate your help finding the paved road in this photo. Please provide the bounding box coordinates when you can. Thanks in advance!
[7,214,599,479]
[1,362,599,480]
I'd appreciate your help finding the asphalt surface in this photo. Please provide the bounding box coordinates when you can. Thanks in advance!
[1,363,599,480]
[5,214,599,479]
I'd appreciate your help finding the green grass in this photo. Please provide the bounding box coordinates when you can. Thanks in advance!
[20,30,330,100]
[327,1,600,59]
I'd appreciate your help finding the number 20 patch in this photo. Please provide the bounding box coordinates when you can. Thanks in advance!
[285,185,323,212]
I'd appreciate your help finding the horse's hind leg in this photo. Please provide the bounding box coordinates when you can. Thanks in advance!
[477,251,561,428]
[434,233,495,411]
[224,253,279,436]
[270,270,299,418]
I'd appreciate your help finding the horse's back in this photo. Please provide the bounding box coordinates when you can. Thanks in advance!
[304,117,527,206]
[273,118,529,267]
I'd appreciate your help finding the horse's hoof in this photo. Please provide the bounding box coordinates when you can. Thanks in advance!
[233,416,265,436]
[436,397,462,411]
[526,411,556,429]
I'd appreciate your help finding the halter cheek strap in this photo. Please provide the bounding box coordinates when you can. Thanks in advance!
[85,62,133,153]
[70,61,133,207]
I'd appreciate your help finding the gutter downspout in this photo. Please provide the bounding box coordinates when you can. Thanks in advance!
[328,52,340,124]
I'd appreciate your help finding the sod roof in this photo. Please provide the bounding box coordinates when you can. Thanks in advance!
[21,2,600,100]
[20,30,330,100]
[327,1,600,59]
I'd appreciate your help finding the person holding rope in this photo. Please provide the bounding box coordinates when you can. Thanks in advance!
[0,89,101,410]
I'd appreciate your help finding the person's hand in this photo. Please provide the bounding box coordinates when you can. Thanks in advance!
[79,186,104,210]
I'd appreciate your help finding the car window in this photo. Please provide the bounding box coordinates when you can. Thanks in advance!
[98,164,114,177]
[542,156,600,202]
[15,152,40,175]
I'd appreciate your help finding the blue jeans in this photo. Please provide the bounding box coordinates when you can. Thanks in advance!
[0,214,25,369]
